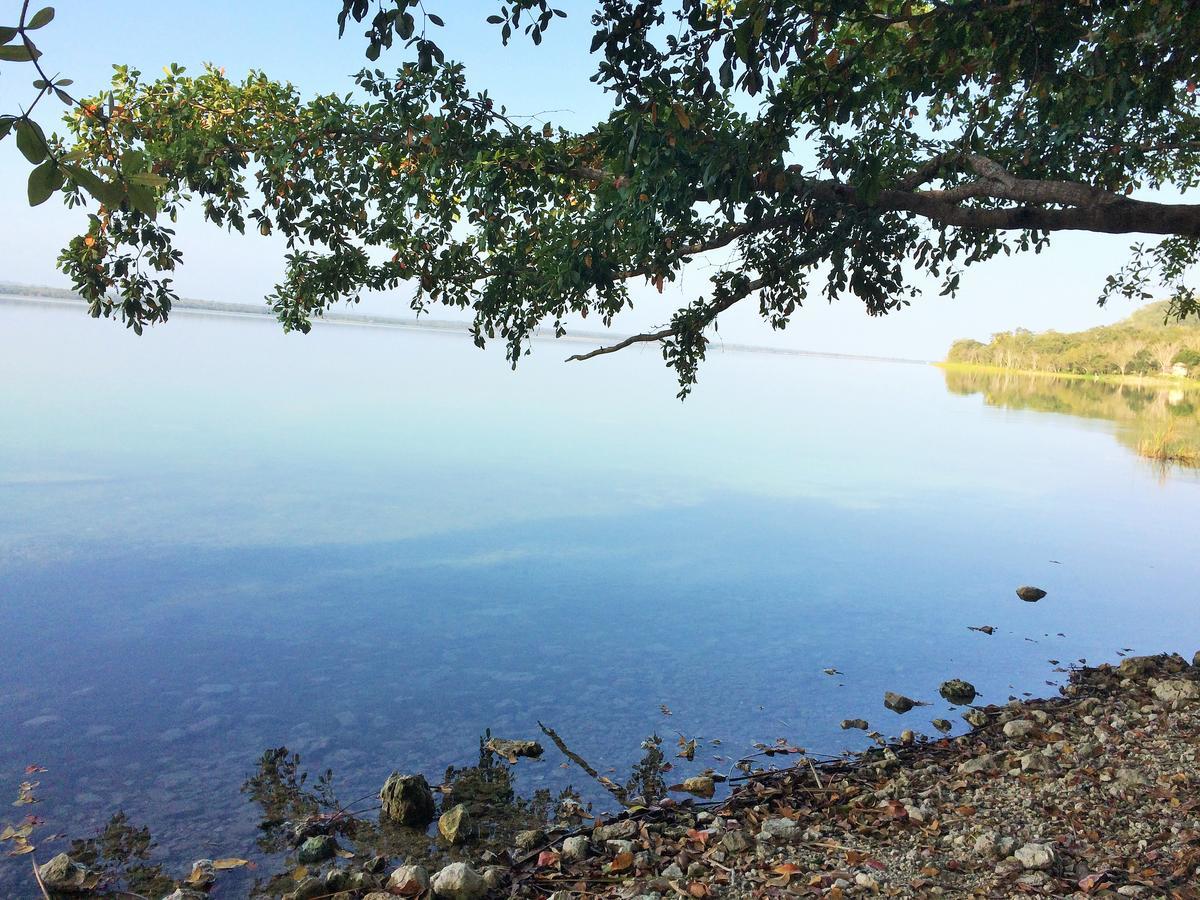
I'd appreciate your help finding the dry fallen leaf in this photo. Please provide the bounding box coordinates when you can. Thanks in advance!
[609,851,634,873]
[213,858,250,870]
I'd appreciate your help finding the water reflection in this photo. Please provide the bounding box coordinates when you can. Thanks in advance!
[942,368,1200,468]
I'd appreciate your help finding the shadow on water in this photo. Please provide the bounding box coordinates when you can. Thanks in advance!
[942,368,1200,469]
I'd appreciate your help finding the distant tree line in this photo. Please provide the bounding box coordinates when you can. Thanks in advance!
[947,301,1200,378]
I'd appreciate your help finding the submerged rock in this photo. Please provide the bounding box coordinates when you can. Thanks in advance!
[380,772,436,827]
[884,691,922,713]
[679,775,715,798]
[931,718,953,733]
[939,679,977,705]
[962,708,989,728]
[514,828,546,852]
[297,835,335,864]
[840,718,869,730]
[431,862,487,900]
[484,738,544,763]
[438,803,471,844]
[1016,585,1047,602]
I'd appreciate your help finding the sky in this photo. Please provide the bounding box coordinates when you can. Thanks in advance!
[0,1,1184,360]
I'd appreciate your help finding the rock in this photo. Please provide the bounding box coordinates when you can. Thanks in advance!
[160,892,207,900]
[931,718,953,733]
[1118,655,1160,677]
[606,839,635,856]
[679,775,715,798]
[939,679,978,705]
[380,772,436,827]
[884,691,921,713]
[562,835,590,861]
[515,829,546,852]
[1113,768,1149,789]
[721,830,749,853]
[364,894,395,900]
[962,708,989,728]
[365,855,388,873]
[661,863,685,879]
[593,819,638,842]
[431,862,487,900]
[1153,679,1200,702]
[324,869,349,892]
[387,864,430,895]
[840,718,869,730]
[1016,585,1047,602]
[900,729,914,744]
[1014,842,1056,870]
[1193,650,1200,668]
[481,866,507,891]
[438,802,471,844]
[758,817,801,841]
[1003,719,1035,739]
[297,835,336,863]
[484,738,544,763]
[958,753,1000,775]
[1019,752,1053,772]
[293,876,326,900]
[37,853,93,893]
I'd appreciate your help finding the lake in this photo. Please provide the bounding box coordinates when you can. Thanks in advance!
[1,299,1197,893]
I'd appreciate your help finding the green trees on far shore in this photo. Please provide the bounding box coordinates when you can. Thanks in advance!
[947,301,1200,378]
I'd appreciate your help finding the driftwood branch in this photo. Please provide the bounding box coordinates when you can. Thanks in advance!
[537,721,629,805]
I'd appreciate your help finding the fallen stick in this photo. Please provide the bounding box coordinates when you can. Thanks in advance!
[537,721,628,805]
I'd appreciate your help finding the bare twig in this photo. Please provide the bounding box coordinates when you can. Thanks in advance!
[537,721,628,805]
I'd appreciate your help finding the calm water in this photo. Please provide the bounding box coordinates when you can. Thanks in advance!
[1,300,1198,891]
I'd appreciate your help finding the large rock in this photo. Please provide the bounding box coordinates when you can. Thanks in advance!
[38,852,100,893]
[1014,842,1056,870]
[679,775,715,798]
[387,864,430,896]
[431,862,487,900]
[380,772,436,827]
[939,679,977,705]
[514,828,545,852]
[1153,679,1200,702]
[958,753,1001,775]
[438,803,471,844]
[1015,586,1047,602]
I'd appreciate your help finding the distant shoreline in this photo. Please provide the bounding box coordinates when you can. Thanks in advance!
[936,360,1200,392]
[0,283,932,366]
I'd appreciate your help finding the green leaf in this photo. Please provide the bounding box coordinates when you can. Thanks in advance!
[0,118,13,142]
[27,7,54,29]
[0,25,17,44]
[68,165,124,208]
[0,42,37,61]
[129,172,168,188]
[27,158,62,206]
[15,119,47,163]
[127,182,157,218]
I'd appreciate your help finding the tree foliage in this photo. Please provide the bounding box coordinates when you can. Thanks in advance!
[3,0,1200,393]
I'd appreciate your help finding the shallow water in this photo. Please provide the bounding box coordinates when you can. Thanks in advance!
[1,300,1198,892]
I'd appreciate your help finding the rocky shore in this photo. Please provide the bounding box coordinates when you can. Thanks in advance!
[29,653,1200,899]
[494,652,1200,899]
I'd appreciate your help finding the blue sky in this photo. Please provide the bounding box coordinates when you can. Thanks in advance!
[0,1,1181,359]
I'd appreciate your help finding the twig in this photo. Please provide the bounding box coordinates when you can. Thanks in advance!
[30,855,51,900]
[537,721,628,805]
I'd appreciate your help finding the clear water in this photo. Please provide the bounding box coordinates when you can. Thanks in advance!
[1,300,1197,891]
